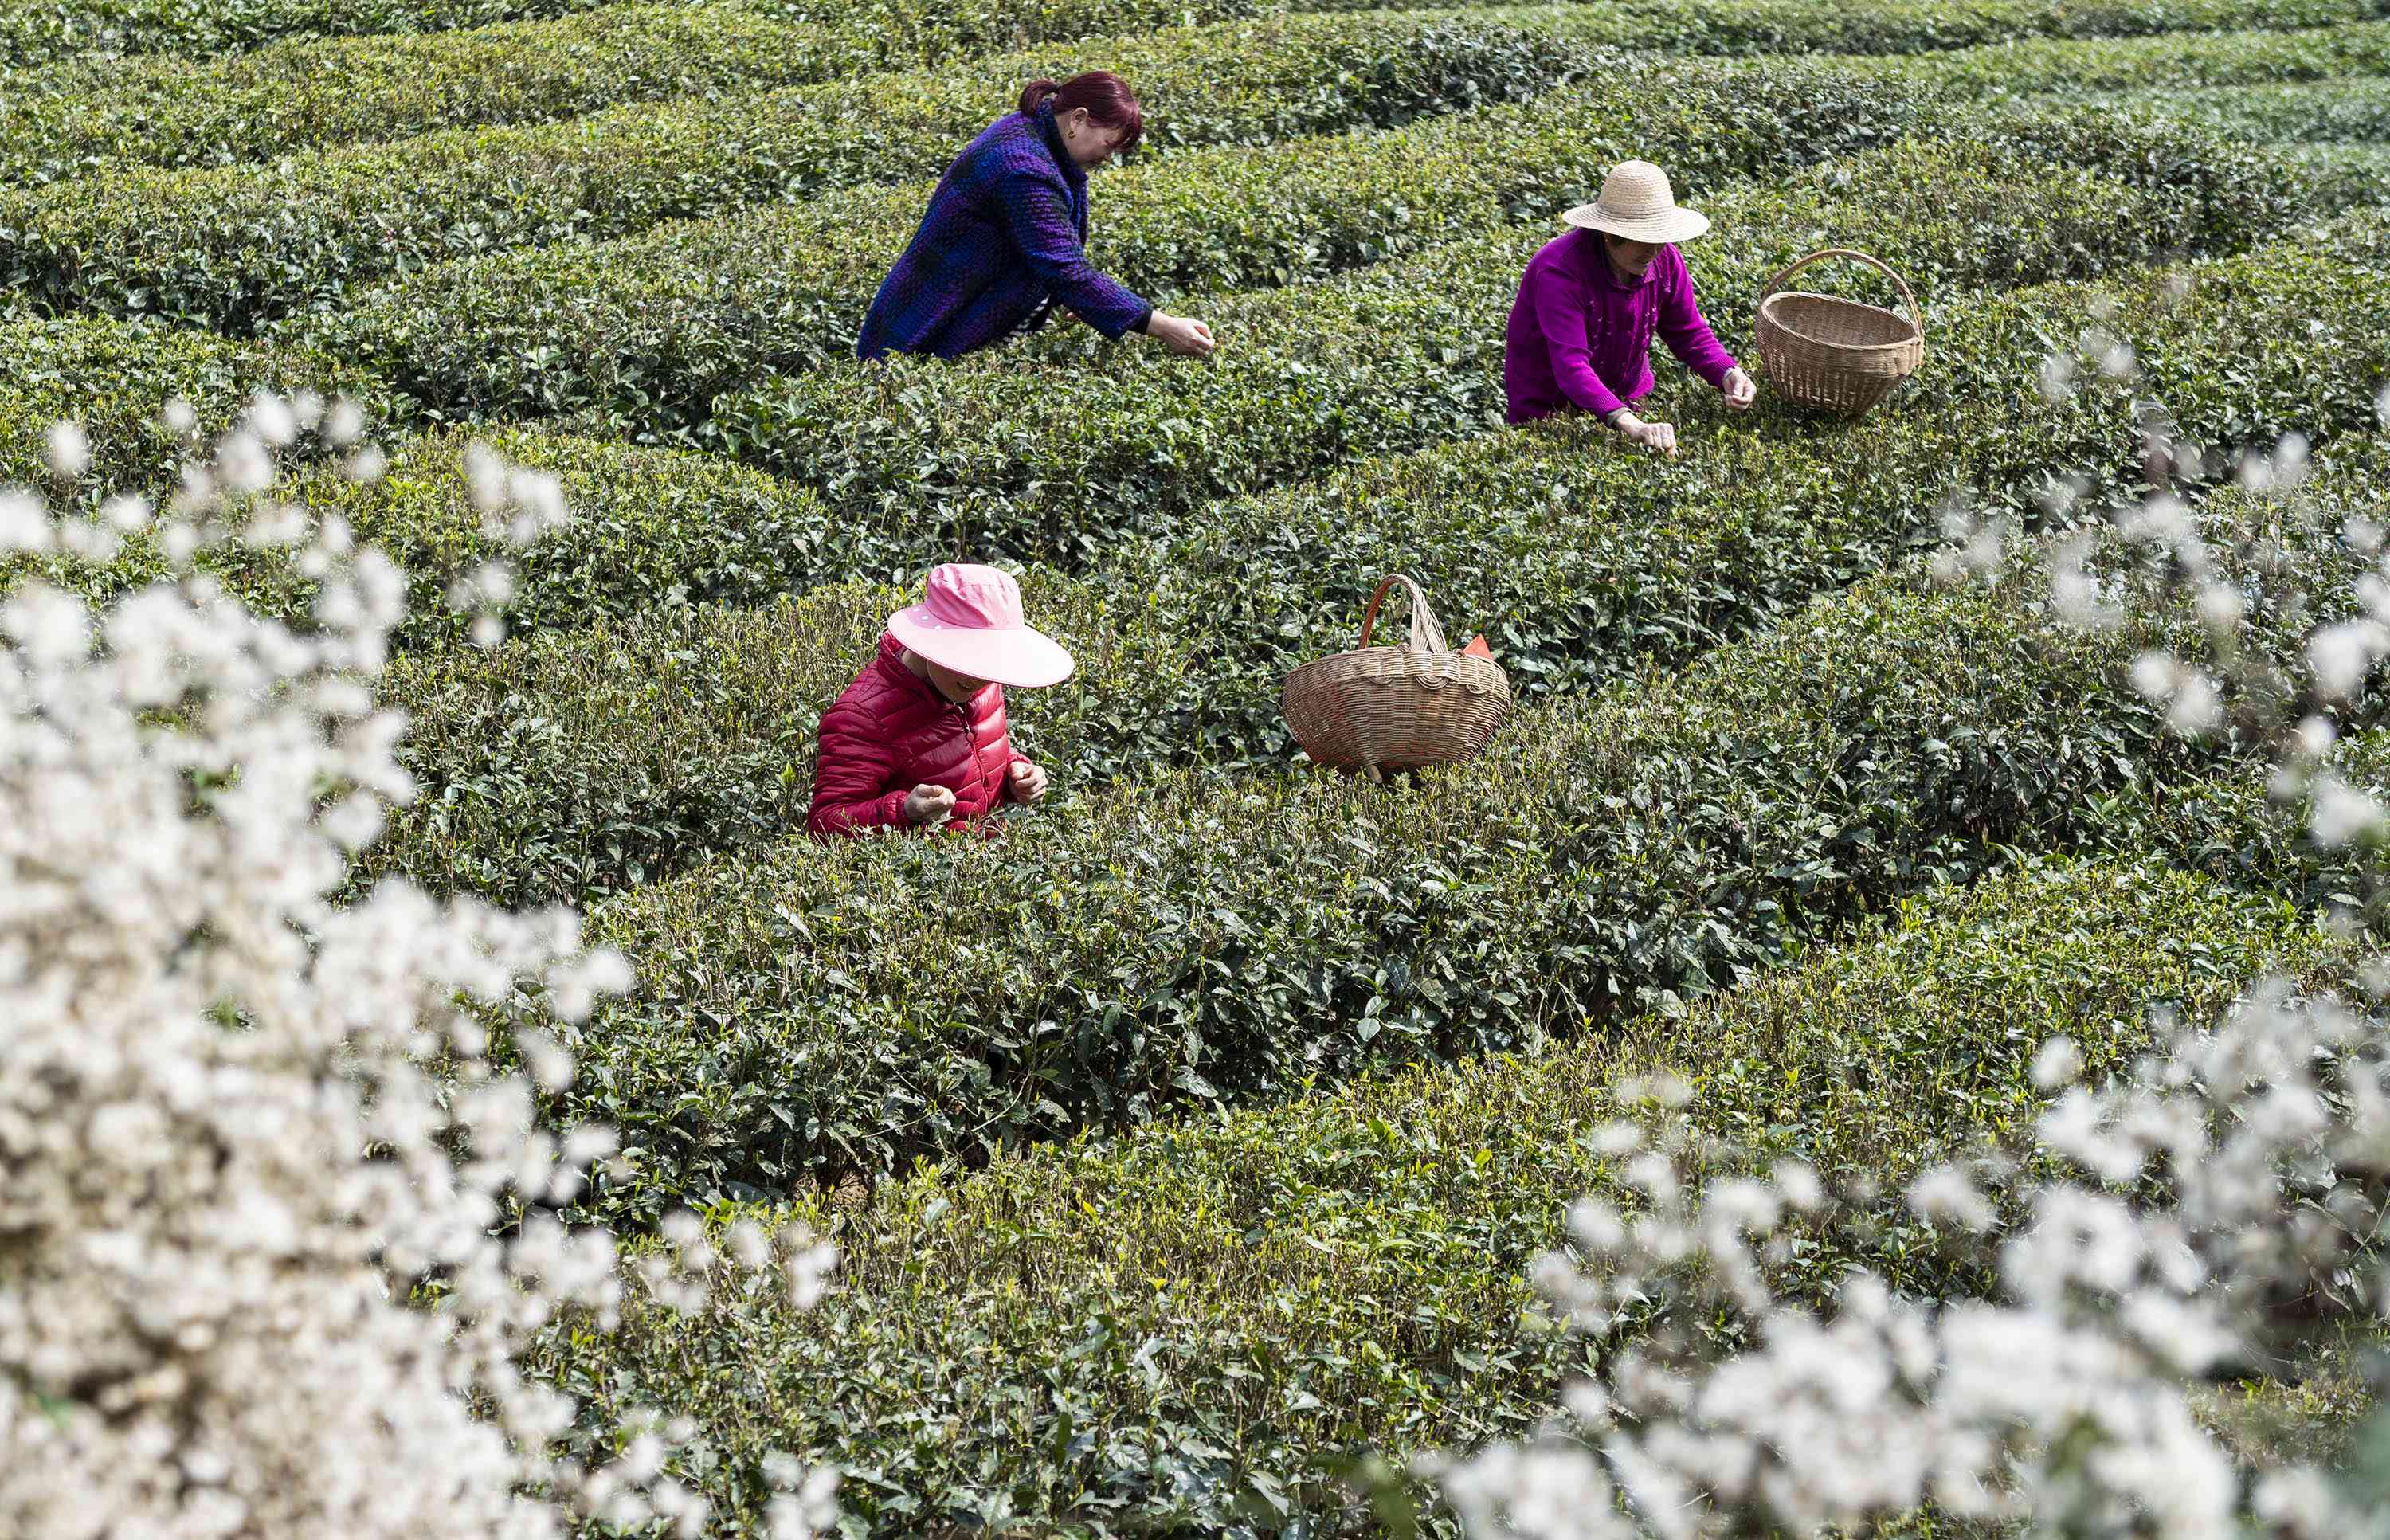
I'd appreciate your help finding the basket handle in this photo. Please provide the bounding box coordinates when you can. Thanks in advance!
[1354,573,1451,654]
[1759,247,1922,336]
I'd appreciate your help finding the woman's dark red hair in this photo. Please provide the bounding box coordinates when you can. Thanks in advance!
[1018,71,1144,154]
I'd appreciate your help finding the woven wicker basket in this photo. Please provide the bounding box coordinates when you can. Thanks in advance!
[1281,574,1511,774]
[1753,247,1924,418]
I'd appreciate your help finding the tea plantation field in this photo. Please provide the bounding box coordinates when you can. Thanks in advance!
[9,0,2390,1531]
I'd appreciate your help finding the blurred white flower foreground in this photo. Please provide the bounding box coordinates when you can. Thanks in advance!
[1442,403,2390,1540]
[0,401,831,1540]
[1441,986,2390,1540]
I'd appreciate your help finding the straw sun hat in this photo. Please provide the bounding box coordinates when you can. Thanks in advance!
[1561,160,1711,245]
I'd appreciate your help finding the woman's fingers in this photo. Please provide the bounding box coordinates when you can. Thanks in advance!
[906,782,958,825]
[1158,313,1216,357]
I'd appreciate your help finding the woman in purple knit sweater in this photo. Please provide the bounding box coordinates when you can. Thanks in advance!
[1503,159,1757,457]
[858,72,1214,362]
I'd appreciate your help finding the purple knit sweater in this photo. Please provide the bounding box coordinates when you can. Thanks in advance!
[1503,229,1738,425]
[856,104,1153,362]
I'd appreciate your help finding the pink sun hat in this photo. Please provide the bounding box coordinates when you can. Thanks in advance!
[887,563,1076,688]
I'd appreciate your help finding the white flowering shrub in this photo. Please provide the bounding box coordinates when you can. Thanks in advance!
[1440,378,2390,1538]
[1441,991,2390,1540]
[0,404,834,1539]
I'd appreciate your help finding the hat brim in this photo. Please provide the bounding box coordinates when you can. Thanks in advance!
[1561,203,1711,244]
[888,604,1076,688]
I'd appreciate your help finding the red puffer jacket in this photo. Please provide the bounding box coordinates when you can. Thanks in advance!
[808,633,1028,837]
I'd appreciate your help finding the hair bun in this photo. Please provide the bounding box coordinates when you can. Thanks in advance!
[1013,72,1145,152]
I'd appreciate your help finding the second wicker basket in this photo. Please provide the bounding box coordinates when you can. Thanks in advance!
[1280,574,1511,774]
[1753,247,1925,418]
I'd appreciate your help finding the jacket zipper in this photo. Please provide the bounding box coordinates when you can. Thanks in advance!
[954,701,976,807]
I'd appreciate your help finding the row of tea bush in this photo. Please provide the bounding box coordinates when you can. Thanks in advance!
[502,449,2383,1221]
[0,90,2311,536]
[0,3,895,186]
[528,852,2352,1531]
[0,8,1615,329]
[11,0,2373,176]
[2081,72,2390,143]
[351,227,2390,916]
[284,25,2388,424]
[0,314,396,492]
[0,0,612,67]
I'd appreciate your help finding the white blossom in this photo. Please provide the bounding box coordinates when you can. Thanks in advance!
[2047,534,2122,631]
[43,421,89,480]
[0,490,55,554]
[2308,774,2385,848]
[2192,582,2244,633]
[2037,350,2077,404]
[2030,1036,2084,1091]
[245,390,299,448]
[0,409,834,1540]
[1906,1164,1997,1233]
[1449,968,2390,1540]
[325,397,368,449]
[2306,617,2386,702]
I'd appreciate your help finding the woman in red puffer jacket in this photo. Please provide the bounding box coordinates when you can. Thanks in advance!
[808,563,1076,837]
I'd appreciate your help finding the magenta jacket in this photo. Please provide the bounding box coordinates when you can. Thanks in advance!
[1503,229,1738,425]
[807,634,1028,838]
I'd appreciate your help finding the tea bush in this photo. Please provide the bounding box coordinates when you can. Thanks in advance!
[0,0,1279,72]
[0,0,613,65]
[291,53,1942,428]
[1863,14,2390,94]
[2293,139,2390,194]
[2125,707,2390,920]
[0,315,398,492]
[709,116,2321,545]
[236,429,840,649]
[528,857,2347,1534]
[522,480,2378,1219]
[6,10,1612,331]
[1574,0,2386,53]
[0,4,896,187]
[10,0,2372,184]
[353,210,2390,911]
[2084,75,2390,149]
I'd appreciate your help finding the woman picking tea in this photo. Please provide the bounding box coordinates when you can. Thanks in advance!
[1503,159,1757,457]
[808,564,1076,838]
[857,71,1216,362]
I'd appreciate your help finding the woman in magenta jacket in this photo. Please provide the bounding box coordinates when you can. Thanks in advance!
[808,564,1075,837]
[1503,159,1757,457]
